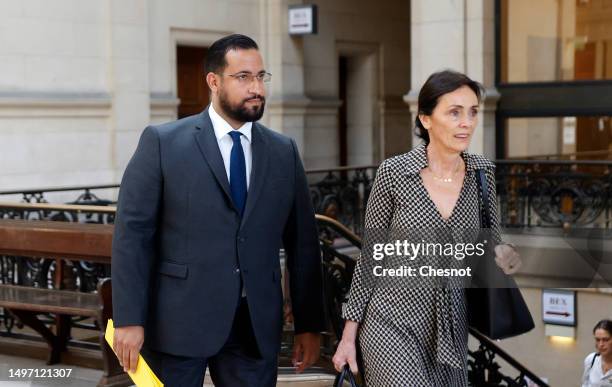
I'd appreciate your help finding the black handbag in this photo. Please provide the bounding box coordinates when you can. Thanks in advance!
[334,365,359,387]
[466,169,535,340]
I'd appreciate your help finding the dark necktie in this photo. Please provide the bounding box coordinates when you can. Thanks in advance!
[228,131,247,216]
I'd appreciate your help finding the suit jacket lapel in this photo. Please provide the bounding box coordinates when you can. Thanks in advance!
[193,109,236,211]
[241,122,269,227]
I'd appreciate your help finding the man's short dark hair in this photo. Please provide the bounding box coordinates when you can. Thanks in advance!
[205,34,259,74]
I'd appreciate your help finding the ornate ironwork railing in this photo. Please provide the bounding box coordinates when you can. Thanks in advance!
[307,165,377,236]
[307,159,612,231]
[495,160,611,229]
[2,158,610,232]
[468,327,548,387]
[506,149,612,161]
[0,201,115,225]
[0,184,119,206]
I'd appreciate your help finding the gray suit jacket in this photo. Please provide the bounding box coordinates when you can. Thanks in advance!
[111,108,325,359]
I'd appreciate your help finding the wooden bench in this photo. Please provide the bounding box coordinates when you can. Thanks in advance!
[0,218,129,387]
[0,284,100,364]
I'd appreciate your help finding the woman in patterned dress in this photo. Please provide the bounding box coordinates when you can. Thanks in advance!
[332,70,522,386]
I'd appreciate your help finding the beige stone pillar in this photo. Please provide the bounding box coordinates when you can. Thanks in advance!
[106,0,151,181]
[258,0,310,155]
[404,0,498,158]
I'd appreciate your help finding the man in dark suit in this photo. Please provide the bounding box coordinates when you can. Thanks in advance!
[111,34,325,387]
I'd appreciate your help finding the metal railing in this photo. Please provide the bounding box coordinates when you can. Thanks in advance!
[308,160,612,231]
[495,159,611,229]
[3,158,609,232]
[506,149,612,161]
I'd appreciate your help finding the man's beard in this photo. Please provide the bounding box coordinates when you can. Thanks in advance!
[218,89,266,123]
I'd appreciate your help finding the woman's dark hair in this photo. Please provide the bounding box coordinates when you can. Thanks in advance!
[205,34,259,74]
[415,70,484,144]
[593,319,612,335]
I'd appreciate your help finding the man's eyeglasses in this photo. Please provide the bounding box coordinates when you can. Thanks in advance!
[222,72,272,84]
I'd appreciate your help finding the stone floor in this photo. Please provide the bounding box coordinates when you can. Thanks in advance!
[0,354,340,386]
[0,353,103,386]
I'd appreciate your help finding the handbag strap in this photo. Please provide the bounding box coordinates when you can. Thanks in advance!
[476,169,492,229]
[334,365,359,387]
[590,352,600,370]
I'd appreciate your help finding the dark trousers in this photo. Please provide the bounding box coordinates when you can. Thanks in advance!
[142,299,278,387]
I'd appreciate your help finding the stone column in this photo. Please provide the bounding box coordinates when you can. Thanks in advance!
[467,0,497,159]
[106,0,151,181]
[404,0,498,158]
[258,0,310,155]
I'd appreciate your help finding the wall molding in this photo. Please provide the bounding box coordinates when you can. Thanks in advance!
[0,91,111,117]
[150,92,179,121]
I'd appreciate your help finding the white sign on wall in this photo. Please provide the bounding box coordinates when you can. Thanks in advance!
[562,117,576,145]
[542,289,576,326]
[288,5,318,35]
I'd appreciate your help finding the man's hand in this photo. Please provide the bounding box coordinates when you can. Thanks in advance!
[494,244,522,275]
[113,325,144,373]
[292,332,321,373]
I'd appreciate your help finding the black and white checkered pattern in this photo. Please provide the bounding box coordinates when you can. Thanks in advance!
[343,143,502,386]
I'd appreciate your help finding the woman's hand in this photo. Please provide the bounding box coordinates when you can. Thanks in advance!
[332,320,360,373]
[332,338,358,373]
[494,244,522,274]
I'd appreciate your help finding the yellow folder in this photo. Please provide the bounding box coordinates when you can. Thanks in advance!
[104,319,164,387]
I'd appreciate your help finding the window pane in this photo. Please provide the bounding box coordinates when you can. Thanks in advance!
[502,0,612,83]
[505,116,612,158]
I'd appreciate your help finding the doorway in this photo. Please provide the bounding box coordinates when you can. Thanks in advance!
[177,46,209,119]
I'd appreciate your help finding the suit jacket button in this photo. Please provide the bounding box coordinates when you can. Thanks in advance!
[234,268,240,274]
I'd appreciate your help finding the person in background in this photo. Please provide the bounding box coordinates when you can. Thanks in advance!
[582,319,612,387]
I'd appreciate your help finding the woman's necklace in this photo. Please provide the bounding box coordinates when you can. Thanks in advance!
[429,157,463,183]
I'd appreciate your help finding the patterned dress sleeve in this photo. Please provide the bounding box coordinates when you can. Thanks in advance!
[342,159,396,322]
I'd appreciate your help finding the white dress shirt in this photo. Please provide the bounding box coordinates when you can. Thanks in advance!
[208,104,252,189]
[582,353,612,387]
[208,104,253,298]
